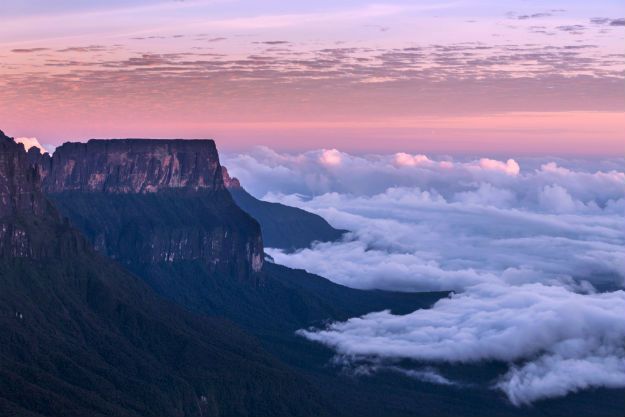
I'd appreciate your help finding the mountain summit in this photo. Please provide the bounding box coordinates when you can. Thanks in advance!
[41,139,225,193]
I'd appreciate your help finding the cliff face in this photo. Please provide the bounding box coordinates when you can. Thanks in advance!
[0,131,85,258]
[42,139,224,193]
[31,139,263,281]
[0,133,45,218]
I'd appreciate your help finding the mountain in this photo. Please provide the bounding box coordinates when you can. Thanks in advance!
[26,140,441,333]
[33,139,263,281]
[0,131,329,416]
[24,138,466,415]
[21,137,624,417]
[222,167,346,250]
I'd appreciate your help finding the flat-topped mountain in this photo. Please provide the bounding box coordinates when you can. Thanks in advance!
[41,139,224,193]
[29,139,263,281]
[0,130,328,416]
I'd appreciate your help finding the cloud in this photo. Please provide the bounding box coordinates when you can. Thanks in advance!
[254,40,290,45]
[224,148,625,404]
[319,149,342,166]
[476,158,520,176]
[14,137,49,153]
[393,153,434,167]
[11,47,49,53]
[229,149,625,294]
[298,284,625,405]
[591,17,625,26]
[57,45,108,53]
[555,24,586,35]
[223,148,625,207]
[2,39,623,131]
[516,13,552,20]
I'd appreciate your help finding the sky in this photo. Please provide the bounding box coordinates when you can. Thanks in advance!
[1,0,624,154]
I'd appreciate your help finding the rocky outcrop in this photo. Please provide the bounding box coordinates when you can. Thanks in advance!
[1,130,85,259]
[221,166,242,189]
[28,139,263,281]
[0,132,46,218]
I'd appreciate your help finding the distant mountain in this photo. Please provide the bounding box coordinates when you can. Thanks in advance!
[222,167,346,251]
[0,131,329,416]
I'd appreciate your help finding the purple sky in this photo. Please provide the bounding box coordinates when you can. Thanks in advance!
[1,0,623,154]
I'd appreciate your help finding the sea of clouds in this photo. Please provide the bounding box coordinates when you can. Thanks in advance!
[223,148,625,405]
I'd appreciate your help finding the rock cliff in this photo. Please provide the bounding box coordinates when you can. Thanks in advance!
[0,130,85,258]
[29,139,263,281]
[41,139,224,193]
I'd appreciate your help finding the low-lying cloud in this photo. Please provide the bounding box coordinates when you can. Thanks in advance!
[224,148,625,405]
[299,284,625,405]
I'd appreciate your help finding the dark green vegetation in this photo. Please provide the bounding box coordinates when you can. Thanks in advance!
[0,250,328,416]
[228,186,346,251]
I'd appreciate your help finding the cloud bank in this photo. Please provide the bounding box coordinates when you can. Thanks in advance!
[224,148,625,404]
[299,284,625,405]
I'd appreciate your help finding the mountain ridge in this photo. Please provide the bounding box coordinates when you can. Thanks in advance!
[221,166,346,251]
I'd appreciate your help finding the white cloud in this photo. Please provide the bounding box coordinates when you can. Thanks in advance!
[224,148,625,404]
[393,152,434,167]
[266,187,624,291]
[222,148,625,207]
[14,137,48,153]
[298,284,625,405]
[476,158,520,176]
[319,148,342,166]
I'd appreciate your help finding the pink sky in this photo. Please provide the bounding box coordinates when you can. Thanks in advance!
[1,1,623,154]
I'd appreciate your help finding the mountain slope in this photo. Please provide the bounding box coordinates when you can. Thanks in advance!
[0,131,329,416]
[222,167,345,250]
